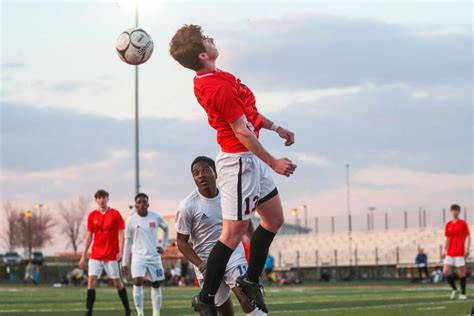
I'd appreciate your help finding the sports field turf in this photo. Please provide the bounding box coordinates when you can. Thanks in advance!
[0,282,472,315]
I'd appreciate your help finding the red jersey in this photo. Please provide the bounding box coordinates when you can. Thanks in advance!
[445,219,470,257]
[194,69,263,153]
[87,208,125,261]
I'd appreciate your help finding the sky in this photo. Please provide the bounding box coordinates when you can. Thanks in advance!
[1,1,473,253]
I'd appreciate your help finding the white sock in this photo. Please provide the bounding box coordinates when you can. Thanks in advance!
[151,286,162,315]
[132,285,144,315]
[246,307,268,316]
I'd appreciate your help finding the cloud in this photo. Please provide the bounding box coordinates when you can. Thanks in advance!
[219,14,472,91]
[294,152,330,167]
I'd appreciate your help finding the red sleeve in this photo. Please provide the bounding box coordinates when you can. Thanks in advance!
[116,211,125,230]
[87,212,94,233]
[465,221,470,236]
[445,223,450,237]
[213,84,245,124]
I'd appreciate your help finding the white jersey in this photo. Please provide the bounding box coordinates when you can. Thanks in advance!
[124,211,168,264]
[175,189,247,279]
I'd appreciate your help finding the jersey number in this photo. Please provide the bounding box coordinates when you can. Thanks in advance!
[244,195,259,215]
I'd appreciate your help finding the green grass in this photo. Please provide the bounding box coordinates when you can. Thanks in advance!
[0,282,473,315]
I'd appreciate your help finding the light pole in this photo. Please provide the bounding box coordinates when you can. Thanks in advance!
[291,208,300,233]
[298,204,308,229]
[368,206,376,231]
[134,2,140,196]
[25,210,32,257]
[346,164,353,268]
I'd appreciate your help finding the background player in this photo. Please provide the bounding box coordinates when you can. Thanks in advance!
[79,189,131,316]
[176,156,266,316]
[443,204,471,300]
[170,25,296,315]
[123,193,169,316]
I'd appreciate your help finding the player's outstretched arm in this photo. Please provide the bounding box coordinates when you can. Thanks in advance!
[230,116,297,177]
[260,114,295,146]
[79,232,93,269]
[176,233,206,274]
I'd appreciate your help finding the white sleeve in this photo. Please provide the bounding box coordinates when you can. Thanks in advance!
[175,202,192,236]
[158,215,169,250]
[123,218,133,266]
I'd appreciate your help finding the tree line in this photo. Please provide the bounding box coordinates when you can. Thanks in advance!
[2,197,89,255]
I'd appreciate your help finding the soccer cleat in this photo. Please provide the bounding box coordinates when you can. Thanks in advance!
[125,309,131,316]
[450,290,459,300]
[458,294,467,300]
[191,295,217,316]
[236,275,268,313]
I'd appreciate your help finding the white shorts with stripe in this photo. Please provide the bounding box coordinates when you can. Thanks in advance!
[131,258,165,282]
[88,259,121,279]
[443,256,466,267]
[216,151,277,221]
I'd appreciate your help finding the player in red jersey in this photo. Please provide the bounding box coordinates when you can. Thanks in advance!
[443,204,471,300]
[79,190,131,316]
[170,25,297,316]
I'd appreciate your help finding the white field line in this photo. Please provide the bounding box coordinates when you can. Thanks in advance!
[0,299,472,314]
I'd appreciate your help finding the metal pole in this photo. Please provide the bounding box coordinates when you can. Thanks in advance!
[134,2,140,196]
[346,164,353,267]
[28,216,32,257]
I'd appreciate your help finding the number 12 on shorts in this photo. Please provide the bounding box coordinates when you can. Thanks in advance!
[244,196,259,215]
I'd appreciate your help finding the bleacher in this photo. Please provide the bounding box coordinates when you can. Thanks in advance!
[269,228,474,268]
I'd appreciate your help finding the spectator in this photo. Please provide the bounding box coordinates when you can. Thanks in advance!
[24,261,37,286]
[416,248,429,280]
[264,255,276,283]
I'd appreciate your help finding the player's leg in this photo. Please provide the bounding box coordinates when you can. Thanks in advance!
[196,154,255,312]
[217,297,234,316]
[132,277,145,316]
[106,261,131,315]
[85,259,102,316]
[456,258,467,299]
[198,220,248,302]
[130,260,147,316]
[443,259,458,299]
[214,280,234,316]
[148,261,165,316]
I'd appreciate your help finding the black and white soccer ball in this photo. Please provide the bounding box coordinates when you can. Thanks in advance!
[116,28,154,65]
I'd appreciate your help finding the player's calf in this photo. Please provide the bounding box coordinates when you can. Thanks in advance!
[151,281,163,316]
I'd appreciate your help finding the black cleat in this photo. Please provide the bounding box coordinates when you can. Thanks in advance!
[191,295,217,316]
[236,274,268,313]
[85,311,92,316]
[125,308,131,316]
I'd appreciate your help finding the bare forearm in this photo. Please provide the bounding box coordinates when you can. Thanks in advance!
[82,234,92,258]
[466,236,471,250]
[118,231,124,255]
[445,238,450,253]
[260,114,273,129]
[235,132,276,167]
[177,241,203,267]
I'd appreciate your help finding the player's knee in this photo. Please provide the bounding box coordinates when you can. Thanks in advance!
[134,278,144,286]
[87,277,97,289]
[151,281,161,288]
[113,279,124,289]
[220,235,243,249]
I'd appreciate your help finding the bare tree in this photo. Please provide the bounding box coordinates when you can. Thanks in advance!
[2,202,22,251]
[17,210,55,253]
[58,196,89,254]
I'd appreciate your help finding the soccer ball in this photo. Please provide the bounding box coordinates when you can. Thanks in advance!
[116,28,154,65]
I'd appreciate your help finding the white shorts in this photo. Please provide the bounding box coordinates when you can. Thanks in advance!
[131,259,165,282]
[216,151,277,221]
[444,256,466,267]
[88,259,121,279]
[198,262,248,307]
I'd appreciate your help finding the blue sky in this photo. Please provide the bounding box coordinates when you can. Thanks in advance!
[1,1,472,251]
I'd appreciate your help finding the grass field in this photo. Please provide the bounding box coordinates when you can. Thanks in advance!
[0,282,473,316]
